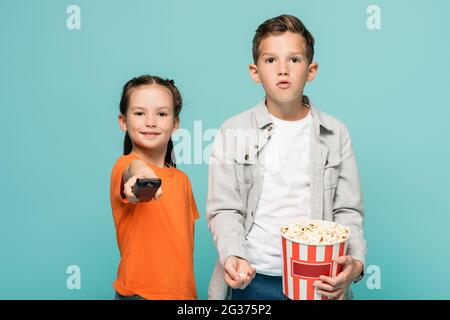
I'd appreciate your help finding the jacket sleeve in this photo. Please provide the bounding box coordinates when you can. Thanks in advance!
[206,126,248,267]
[332,124,367,268]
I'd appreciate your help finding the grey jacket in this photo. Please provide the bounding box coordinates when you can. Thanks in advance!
[206,97,367,299]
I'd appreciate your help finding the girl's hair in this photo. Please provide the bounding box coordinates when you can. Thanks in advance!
[119,75,182,167]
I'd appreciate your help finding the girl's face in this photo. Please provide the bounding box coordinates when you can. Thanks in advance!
[119,84,179,154]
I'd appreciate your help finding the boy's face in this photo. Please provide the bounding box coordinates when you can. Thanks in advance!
[249,31,318,105]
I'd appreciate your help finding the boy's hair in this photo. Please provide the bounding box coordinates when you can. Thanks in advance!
[119,75,182,167]
[252,14,315,64]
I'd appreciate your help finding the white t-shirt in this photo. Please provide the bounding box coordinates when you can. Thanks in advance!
[246,110,312,276]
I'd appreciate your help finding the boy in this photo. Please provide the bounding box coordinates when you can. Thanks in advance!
[207,14,366,300]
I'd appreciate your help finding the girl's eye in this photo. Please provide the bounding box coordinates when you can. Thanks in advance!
[157,112,168,117]
[134,112,144,116]
[291,57,301,63]
[265,57,275,64]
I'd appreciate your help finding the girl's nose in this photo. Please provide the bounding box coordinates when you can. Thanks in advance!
[145,115,157,127]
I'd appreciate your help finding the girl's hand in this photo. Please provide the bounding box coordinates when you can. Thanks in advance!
[224,256,256,290]
[313,256,363,300]
[123,167,163,203]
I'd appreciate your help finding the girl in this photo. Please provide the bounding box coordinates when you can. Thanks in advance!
[110,75,199,300]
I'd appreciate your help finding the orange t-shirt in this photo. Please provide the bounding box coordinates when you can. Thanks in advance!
[110,154,199,299]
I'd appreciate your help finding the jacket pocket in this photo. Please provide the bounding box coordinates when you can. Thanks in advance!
[235,164,253,185]
[323,153,341,190]
[234,150,258,208]
[234,149,258,184]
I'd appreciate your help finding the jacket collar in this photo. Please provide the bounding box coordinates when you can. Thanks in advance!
[254,95,333,134]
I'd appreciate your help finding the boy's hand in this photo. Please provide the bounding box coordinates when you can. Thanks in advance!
[224,256,256,289]
[123,167,163,203]
[313,256,363,300]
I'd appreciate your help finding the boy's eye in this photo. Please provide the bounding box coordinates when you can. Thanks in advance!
[134,112,144,116]
[265,57,275,64]
[291,57,301,63]
[157,112,168,117]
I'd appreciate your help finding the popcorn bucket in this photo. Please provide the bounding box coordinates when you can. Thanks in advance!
[281,220,349,300]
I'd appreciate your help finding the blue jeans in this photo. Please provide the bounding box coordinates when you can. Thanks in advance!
[231,273,288,300]
[114,291,146,300]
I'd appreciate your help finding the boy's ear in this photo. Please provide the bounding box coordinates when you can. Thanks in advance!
[306,62,319,82]
[249,63,261,83]
[118,114,127,132]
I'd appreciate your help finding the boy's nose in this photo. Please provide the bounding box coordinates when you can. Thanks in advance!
[277,65,289,76]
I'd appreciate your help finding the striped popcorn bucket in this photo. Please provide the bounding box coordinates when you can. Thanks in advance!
[281,220,349,300]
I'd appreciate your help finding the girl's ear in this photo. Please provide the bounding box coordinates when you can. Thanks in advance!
[173,117,179,131]
[249,64,261,83]
[118,114,127,132]
[306,62,319,82]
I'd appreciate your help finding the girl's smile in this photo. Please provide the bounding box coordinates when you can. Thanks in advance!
[140,131,162,137]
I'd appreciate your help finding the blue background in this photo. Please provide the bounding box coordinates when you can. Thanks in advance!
[1,0,449,299]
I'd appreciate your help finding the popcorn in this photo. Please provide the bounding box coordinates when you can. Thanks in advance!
[281,221,349,245]
[280,220,350,300]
